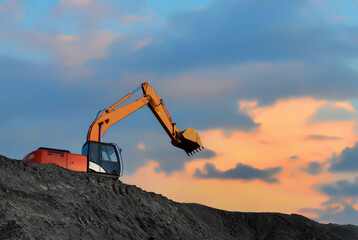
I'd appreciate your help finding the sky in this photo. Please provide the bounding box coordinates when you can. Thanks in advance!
[1,0,358,225]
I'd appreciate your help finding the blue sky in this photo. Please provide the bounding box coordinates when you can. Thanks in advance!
[1,0,358,225]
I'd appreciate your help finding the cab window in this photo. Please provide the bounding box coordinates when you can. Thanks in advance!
[101,145,118,162]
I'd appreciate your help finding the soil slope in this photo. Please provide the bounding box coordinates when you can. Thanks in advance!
[0,155,357,240]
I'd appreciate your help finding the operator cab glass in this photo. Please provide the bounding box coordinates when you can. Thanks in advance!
[101,145,118,162]
[82,141,121,176]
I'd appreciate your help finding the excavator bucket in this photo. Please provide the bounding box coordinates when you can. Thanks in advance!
[173,128,203,156]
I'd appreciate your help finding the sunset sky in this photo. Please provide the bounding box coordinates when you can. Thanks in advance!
[1,0,358,225]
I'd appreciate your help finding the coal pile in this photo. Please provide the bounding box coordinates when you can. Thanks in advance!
[0,155,357,240]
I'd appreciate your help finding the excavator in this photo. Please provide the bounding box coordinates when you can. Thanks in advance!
[23,82,203,177]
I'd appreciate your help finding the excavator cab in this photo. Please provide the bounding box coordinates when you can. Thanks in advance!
[82,141,122,177]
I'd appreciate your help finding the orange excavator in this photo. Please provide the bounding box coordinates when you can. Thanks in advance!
[23,82,203,177]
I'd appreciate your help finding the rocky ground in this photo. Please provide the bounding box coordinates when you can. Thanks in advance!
[0,155,357,240]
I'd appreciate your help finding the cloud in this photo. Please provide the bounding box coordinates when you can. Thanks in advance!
[300,146,358,224]
[185,99,260,133]
[110,0,305,72]
[118,14,152,28]
[90,59,358,135]
[103,0,358,73]
[307,103,356,124]
[137,142,146,150]
[0,55,218,174]
[0,28,119,66]
[53,30,119,66]
[0,29,54,62]
[301,203,358,225]
[3,0,358,105]
[194,162,282,183]
[305,135,342,141]
[317,177,358,197]
[55,0,115,22]
[329,142,358,172]
[97,57,358,107]
[0,0,25,25]
[301,176,358,225]
[232,62,358,105]
[52,0,149,36]
[301,161,326,175]
[91,0,358,108]
[103,127,216,175]
[309,0,330,7]
[290,155,298,160]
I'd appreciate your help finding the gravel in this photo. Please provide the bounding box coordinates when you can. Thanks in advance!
[0,155,356,240]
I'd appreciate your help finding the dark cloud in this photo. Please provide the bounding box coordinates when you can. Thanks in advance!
[194,162,282,183]
[302,150,358,224]
[94,0,358,106]
[305,135,341,141]
[290,155,298,160]
[301,203,358,225]
[302,175,358,225]
[301,161,325,175]
[167,96,261,132]
[233,61,358,105]
[0,56,105,118]
[307,103,356,124]
[329,142,358,173]
[317,177,358,197]
[104,0,358,73]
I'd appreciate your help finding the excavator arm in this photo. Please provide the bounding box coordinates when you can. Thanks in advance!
[86,82,203,155]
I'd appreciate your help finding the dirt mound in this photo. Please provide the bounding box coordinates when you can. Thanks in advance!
[325,224,358,240]
[0,155,356,239]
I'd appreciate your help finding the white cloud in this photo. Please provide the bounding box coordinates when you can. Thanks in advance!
[0,28,119,66]
[53,30,119,66]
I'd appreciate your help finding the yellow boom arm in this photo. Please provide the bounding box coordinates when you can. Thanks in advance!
[86,82,203,155]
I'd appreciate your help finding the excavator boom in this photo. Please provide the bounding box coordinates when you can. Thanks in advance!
[87,82,203,155]
[141,82,203,155]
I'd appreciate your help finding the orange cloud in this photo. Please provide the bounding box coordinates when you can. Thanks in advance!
[123,98,358,215]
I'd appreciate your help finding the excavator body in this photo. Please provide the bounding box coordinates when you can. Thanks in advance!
[23,148,87,172]
[23,82,203,177]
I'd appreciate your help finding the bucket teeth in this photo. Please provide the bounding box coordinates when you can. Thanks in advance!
[185,147,204,156]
